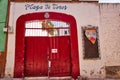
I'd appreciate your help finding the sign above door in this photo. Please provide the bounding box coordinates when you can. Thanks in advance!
[25,4,67,11]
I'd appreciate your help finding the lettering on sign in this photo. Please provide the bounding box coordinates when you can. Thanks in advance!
[25,4,67,11]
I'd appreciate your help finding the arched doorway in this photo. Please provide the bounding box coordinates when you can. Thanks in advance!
[14,12,80,78]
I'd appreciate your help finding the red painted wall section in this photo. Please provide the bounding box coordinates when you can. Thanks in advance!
[70,17,80,78]
[14,12,80,78]
[14,17,25,77]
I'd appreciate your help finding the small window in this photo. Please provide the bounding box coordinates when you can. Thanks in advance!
[64,30,67,34]
[59,29,70,36]
[82,26,100,59]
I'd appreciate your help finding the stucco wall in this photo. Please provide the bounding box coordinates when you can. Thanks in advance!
[100,4,120,78]
[0,0,8,51]
[0,0,8,77]
[5,2,108,78]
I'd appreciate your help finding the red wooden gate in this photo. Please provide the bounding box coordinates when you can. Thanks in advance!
[14,12,80,78]
[24,20,71,77]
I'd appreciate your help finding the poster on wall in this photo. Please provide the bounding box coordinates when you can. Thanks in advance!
[85,29,97,44]
[82,26,99,59]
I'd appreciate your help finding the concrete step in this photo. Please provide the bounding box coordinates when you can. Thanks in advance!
[0,78,120,80]
[0,77,72,80]
[24,76,72,80]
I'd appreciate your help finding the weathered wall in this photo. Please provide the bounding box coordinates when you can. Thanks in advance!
[76,3,105,78]
[0,0,8,51]
[5,2,103,78]
[100,4,120,78]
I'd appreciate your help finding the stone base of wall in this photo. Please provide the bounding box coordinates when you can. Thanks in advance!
[106,66,120,78]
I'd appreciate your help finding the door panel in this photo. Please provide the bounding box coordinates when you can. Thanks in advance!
[24,37,48,77]
[24,36,71,77]
[49,36,71,76]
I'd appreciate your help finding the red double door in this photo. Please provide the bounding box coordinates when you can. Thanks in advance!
[14,12,80,78]
[24,31,71,77]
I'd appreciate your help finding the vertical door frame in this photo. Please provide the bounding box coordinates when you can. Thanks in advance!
[14,12,80,78]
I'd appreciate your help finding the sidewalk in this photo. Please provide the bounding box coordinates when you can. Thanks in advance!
[0,78,120,80]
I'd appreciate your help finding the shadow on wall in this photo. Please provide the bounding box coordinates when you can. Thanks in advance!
[0,52,6,78]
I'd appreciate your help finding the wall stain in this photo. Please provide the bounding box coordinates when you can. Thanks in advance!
[83,70,87,74]
[90,70,94,75]
[106,66,120,78]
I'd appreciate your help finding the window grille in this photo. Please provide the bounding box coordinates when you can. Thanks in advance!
[25,20,70,37]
